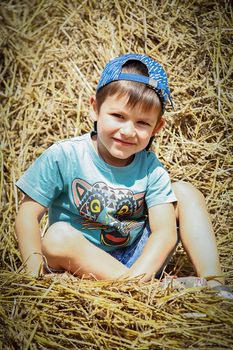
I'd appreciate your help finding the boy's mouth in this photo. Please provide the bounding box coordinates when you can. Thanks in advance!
[112,137,136,146]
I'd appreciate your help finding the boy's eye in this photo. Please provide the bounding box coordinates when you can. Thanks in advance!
[112,113,123,119]
[138,121,151,126]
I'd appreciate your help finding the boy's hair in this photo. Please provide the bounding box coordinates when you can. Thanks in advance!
[96,60,163,118]
[96,53,173,117]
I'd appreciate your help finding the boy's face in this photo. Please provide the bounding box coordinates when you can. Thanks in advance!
[90,94,164,167]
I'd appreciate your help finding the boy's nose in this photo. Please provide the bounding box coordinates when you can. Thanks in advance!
[120,122,136,137]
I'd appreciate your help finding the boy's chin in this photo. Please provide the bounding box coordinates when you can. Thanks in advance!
[110,153,135,166]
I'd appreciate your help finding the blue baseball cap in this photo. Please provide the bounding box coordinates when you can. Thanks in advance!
[97,53,173,113]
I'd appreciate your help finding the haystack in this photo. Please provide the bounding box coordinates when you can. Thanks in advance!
[0,0,232,349]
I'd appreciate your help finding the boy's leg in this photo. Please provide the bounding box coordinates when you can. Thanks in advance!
[172,181,224,287]
[41,222,128,280]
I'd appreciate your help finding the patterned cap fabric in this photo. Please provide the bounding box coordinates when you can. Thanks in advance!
[97,53,173,112]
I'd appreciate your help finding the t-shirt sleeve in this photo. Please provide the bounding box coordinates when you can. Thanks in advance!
[145,155,177,209]
[15,143,64,207]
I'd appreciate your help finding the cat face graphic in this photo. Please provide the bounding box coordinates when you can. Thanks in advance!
[72,179,145,246]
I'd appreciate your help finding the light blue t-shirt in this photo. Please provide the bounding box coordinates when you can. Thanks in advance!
[16,133,177,252]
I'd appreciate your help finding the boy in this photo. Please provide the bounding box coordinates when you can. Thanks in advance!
[15,53,231,296]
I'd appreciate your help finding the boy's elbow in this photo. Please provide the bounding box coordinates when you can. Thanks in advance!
[171,235,178,252]
[163,229,178,250]
[152,228,178,249]
[171,227,178,245]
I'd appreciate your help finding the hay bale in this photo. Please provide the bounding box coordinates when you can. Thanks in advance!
[0,0,232,348]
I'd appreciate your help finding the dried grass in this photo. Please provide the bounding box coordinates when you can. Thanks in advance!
[0,0,232,349]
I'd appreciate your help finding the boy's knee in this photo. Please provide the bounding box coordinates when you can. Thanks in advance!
[172,181,205,202]
[42,221,74,257]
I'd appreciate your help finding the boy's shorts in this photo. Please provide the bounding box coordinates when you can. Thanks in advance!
[109,224,172,278]
[43,224,173,278]
[109,224,150,267]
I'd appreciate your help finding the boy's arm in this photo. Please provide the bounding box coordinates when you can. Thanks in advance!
[15,195,47,277]
[127,203,177,282]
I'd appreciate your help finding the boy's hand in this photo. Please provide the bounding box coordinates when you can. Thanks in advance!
[23,253,45,278]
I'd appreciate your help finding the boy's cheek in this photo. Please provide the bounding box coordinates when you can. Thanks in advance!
[100,119,119,131]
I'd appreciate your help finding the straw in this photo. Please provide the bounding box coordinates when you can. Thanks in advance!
[0,0,232,348]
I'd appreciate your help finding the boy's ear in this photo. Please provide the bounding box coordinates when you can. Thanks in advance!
[89,95,98,121]
[152,117,165,135]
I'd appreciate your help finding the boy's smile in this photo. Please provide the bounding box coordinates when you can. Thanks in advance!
[91,94,164,167]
